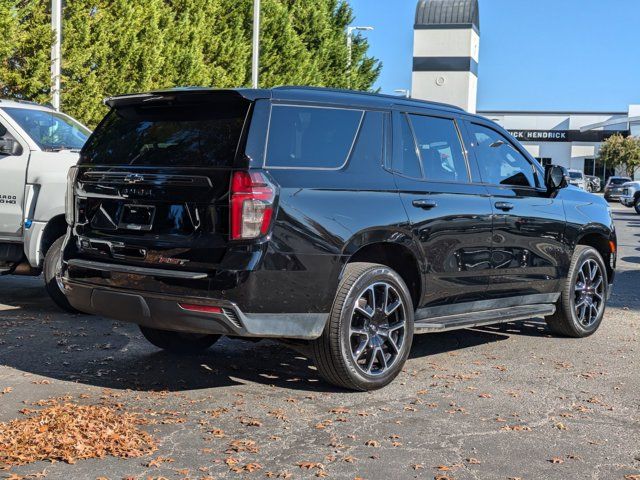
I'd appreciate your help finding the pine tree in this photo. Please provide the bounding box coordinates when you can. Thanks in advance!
[0,0,381,127]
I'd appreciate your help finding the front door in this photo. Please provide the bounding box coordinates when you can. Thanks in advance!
[464,121,569,298]
[392,111,493,308]
[0,116,29,236]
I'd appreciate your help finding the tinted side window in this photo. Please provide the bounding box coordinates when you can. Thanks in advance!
[409,114,468,183]
[265,106,363,169]
[468,123,536,187]
[349,111,385,167]
[394,114,422,178]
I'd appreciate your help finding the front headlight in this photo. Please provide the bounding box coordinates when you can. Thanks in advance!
[65,166,79,225]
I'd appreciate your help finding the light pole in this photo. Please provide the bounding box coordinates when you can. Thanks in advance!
[51,0,61,110]
[251,0,261,89]
[394,89,411,98]
[346,26,373,88]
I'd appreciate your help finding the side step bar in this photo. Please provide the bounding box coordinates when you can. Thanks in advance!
[414,303,556,333]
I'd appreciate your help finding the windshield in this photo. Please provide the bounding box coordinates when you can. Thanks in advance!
[610,178,630,185]
[2,107,90,151]
[80,101,249,167]
[569,172,583,179]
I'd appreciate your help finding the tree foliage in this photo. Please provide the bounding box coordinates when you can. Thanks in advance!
[597,134,640,178]
[0,0,381,127]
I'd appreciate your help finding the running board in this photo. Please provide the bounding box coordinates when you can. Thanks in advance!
[414,304,556,333]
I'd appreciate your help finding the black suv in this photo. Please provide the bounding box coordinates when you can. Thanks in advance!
[61,87,616,391]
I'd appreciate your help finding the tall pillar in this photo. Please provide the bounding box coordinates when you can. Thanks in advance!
[412,0,480,113]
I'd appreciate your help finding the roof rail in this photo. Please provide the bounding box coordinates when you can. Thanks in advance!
[0,98,51,108]
[272,85,465,112]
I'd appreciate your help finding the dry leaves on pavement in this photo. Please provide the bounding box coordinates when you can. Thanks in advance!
[0,402,156,467]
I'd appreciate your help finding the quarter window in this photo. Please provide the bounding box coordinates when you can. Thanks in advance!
[409,115,468,183]
[265,106,363,169]
[468,123,537,187]
[349,111,385,167]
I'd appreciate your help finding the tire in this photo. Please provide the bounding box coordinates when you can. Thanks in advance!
[634,197,640,214]
[44,236,80,313]
[311,262,414,391]
[139,326,220,354]
[546,245,608,338]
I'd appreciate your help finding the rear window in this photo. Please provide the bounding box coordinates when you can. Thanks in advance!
[569,171,583,179]
[265,105,363,169]
[610,178,630,185]
[80,102,249,167]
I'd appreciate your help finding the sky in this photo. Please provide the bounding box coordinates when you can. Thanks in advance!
[349,0,640,112]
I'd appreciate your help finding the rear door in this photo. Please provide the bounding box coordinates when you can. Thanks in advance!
[392,110,493,307]
[69,92,254,291]
[463,121,568,297]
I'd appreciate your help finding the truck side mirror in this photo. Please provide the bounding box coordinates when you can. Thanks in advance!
[545,164,568,191]
[0,138,22,156]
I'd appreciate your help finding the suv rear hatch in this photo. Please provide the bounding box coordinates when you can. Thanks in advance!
[67,90,266,295]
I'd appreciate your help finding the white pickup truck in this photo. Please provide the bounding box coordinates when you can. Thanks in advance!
[0,99,90,311]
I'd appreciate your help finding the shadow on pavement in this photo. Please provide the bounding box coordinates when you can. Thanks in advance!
[5,271,630,394]
[0,286,515,394]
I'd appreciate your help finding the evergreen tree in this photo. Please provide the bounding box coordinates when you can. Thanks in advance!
[0,0,381,127]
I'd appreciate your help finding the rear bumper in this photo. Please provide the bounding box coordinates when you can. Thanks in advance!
[605,191,624,200]
[62,279,328,340]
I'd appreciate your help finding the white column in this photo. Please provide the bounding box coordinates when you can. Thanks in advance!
[51,0,61,111]
[251,0,261,89]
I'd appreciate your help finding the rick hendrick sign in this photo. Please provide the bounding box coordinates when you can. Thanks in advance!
[508,129,627,143]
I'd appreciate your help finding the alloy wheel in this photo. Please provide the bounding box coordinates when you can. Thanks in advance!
[573,258,605,327]
[349,282,407,376]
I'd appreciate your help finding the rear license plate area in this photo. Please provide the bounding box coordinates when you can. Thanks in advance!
[119,205,156,231]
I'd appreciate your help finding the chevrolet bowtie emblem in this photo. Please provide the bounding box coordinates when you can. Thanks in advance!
[124,173,145,184]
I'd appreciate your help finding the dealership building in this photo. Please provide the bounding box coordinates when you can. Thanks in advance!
[412,0,640,181]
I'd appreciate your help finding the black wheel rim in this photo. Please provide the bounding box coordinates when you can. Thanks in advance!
[573,258,605,327]
[349,282,407,376]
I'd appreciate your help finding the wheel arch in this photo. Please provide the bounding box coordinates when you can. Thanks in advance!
[41,214,67,258]
[341,230,424,309]
[575,228,615,282]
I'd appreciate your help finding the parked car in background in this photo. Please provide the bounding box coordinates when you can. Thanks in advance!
[567,169,586,190]
[61,87,616,391]
[619,180,640,213]
[0,99,90,311]
[585,175,601,193]
[604,176,632,201]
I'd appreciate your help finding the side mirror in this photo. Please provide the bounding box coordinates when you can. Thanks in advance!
[545,164,568,191]
[0,138,22,156]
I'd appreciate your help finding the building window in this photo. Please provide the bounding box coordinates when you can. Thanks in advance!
[536,157,552,167]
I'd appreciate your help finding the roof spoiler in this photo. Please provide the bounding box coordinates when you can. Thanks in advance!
[104,88,270,108]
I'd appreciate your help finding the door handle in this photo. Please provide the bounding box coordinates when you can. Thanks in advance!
[412,199,438,210]
[494,201,514,211]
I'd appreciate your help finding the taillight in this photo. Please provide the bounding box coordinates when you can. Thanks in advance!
[230,171,275,240]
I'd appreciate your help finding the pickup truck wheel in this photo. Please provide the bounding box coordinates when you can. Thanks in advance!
[311,262,414,391]
[546,245,607,338]
[43,236,80,313]
[139,326,221,354]
[634,197,640,214]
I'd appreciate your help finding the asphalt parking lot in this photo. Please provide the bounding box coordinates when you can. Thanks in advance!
[1,201,638,480]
